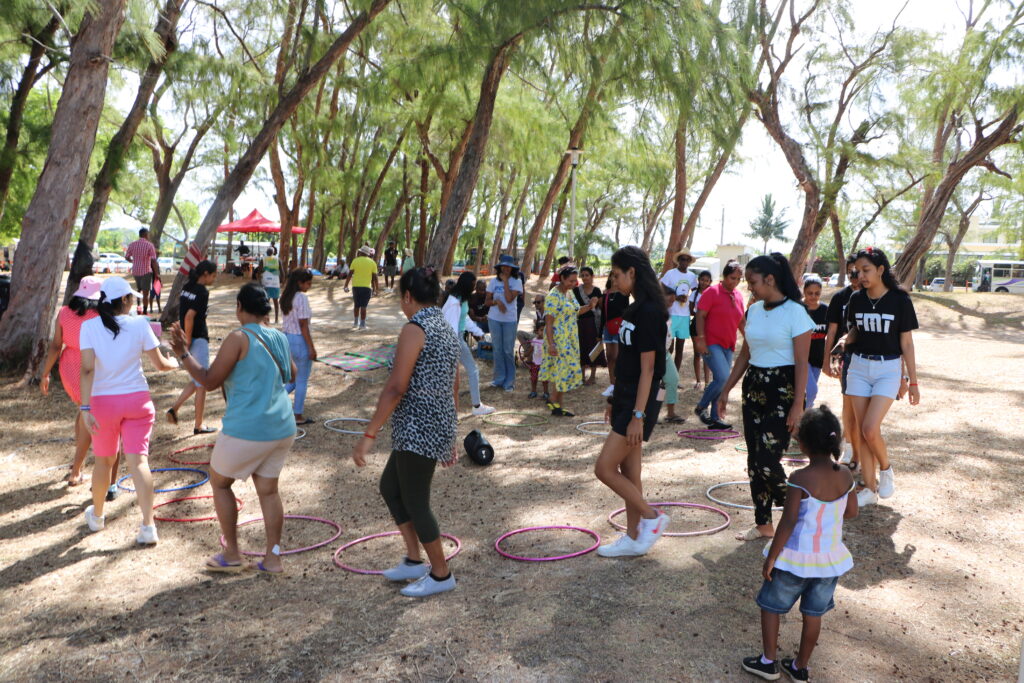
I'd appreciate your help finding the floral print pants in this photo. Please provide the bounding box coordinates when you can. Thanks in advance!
[741,365,795,526]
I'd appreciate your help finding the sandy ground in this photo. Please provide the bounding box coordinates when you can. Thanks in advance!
[1,275,1022,682]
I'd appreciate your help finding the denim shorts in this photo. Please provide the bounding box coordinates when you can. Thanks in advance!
[756,568,838,617]
[845,353,901,399]
[189,338,210,388]
[602,329,620,344]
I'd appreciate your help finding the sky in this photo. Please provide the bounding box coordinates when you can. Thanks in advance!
[101,0,972,257]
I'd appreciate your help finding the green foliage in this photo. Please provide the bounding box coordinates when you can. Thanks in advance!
[747,194,789,254]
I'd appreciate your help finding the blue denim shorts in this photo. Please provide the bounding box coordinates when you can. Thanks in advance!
[602,330,620,344]
[756,568,838,617]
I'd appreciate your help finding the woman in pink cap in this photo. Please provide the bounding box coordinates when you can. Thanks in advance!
[40,275,122,489]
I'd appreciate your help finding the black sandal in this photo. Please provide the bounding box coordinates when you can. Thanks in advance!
[550,407,575,417]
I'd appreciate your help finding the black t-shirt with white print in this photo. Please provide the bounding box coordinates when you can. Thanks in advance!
[826,286,854,336]
[845,288,918,357]
[614,299,667,392]
[806,305,829,368]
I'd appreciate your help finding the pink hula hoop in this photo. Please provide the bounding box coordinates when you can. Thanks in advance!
[677,429,741,440]
[153,495,242,523]
[168,443,214,465]
[494,525,601,562]
[333,531,462,575]
[607,502,731,537]
[220,514,343,556]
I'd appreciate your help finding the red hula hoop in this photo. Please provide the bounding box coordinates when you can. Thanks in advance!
[220,514,343,556]
[333,531,462,575]
[494,525,601,562]
[677,429,741,440]
[168,443,214,465]
[153,495,242,523]
[607,502,730,537]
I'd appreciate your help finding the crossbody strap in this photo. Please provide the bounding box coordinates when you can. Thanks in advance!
[239,326,288,384]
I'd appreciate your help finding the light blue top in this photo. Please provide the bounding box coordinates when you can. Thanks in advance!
[744,299,815,368]
[222,324,296,441]
[764,482,855,578]
[486,276,523,324]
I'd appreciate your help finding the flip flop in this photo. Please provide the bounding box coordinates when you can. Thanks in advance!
[664,415,686,424]
[295,418,315,426]
[204,553,248,573]
[736,527,773,542]
[255,561,285,576]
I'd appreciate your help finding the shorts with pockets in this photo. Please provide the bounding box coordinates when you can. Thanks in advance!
[845,354,901,399]
[211,433,294,480]
[189,337,209,388]
[610,389,662,442]
[134,273,153,294]
[90,391,156,457]
[602,329,620,344]
[670,315,691,340]
[756,568,838,617]
[352,286,371,308]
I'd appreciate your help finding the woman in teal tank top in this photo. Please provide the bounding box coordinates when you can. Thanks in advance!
[171,283,296,574]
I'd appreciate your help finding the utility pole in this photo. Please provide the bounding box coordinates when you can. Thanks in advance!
[719,206,725,246]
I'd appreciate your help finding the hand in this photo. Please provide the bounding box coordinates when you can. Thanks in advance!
[442,444,458,468]
[626,416,643,446]
[717,392,729,420]
[908,384,920,406]
[40,374,50,396]
[829,353,843,377]
[308,346,317,362]
[897,376,908,400]
[547,342,558,357]
[604,403,612,423]
[694,338,708,356]
[169,323,188,356]
[344,287,349,293]
[82,411,99,434]
[762,556,776,582]
[786,404,803,434]
[496,302,507,314]
[351,438,371,467]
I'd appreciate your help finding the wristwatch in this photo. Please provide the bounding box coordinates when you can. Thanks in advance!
[632,410,645,420]
[179,351,191,360]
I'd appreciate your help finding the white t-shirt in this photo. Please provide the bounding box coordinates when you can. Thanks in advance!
[743,299,815,368]
[486,276,523,324]
[79,315,160,396]
[282,291,312,334]
[660,269,698,317]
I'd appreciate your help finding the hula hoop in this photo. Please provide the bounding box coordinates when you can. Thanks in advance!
[607,502,730,537]
[221,514,343,557]
[117,467,209,493]
[168,443,214,465]
[734,444,803,458]
[494,525,600,562]
[576,420,610,436]
[678,429,741,440]
[333,531,462,575]
[482,411,549,428]
[153,495,242,523]
[706,481,783,512]
[323,417,370,435]
[295,428,306,441]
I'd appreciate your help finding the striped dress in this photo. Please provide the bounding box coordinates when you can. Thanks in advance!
[764,482,855,578]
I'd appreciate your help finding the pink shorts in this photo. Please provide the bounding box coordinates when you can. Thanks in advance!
[90,391,156,457]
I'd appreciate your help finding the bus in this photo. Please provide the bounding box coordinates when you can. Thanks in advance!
[972,259,1024,293]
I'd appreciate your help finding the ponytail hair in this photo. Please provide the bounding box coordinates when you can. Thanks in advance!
[745,253,803,303]
[400,266,442,304]
[68,295,98,317]
[722,260,742,278]
[280,268,313,315]
[237,282,272,316]
[610,246,668,319]
[96,293,130,338]
[797,404,843,468]
[853,247,901,291]
[188,259,216,283]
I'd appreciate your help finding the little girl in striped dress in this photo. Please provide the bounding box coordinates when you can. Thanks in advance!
[742,405,859,682]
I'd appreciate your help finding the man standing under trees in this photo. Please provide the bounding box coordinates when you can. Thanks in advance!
[383,240,399,290]
[124,228,159,315]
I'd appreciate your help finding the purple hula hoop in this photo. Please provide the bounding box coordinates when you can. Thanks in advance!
[333,531,462,575]
[494,525,601,562]
[219,514,343,556]
[607,502,731,537]
[677,429,741,440]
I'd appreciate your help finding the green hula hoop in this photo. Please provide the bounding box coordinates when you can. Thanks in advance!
[482,411,549,428]
[734,444,802,457]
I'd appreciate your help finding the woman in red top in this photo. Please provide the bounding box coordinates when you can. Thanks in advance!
[693,261,745,430]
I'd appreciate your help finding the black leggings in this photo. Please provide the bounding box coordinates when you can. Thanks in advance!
[741,365,795,526]
[379,450,439,544]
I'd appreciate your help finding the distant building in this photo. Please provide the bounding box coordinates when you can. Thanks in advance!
[932,217,1021,259]
[717,243,756,267]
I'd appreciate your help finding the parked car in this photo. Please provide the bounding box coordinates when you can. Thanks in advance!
[157,256,175,272]
[929,277,946,292]
[96,255,130,274]
[452,260,467,275]
[828,273,840,287]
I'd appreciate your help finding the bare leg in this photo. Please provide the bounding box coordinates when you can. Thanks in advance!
[109,451,121,487]
[795,614,822,670]
[594,433,656,539]
[125,453,155,526]
[551,390,563,406]
[171,382,197,414]
[273,298,279,324]
[422,537,449,576]
[857,395,894,491]
[692,352,701,384]
[619,444,646,538]
[252,473,284,572]
[69,413,91,482]
[674,338,685,371]
[91,456,116,516]
[193,387,207,430]
[842,394,862,466]
[760,610,780,660]
[606,344,618,385]
[210,469,241,562]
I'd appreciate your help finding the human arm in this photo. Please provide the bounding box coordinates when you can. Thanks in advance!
[372,272,379,295]
[299,318,316,361]
[343,270,352,291]
[183,309,196,346]
[626,350,656,446]
[900,331,919,405]
[39,322,64,396]
[788,332,811,433]
[693,309,709,355]
[79,349,98,432]
[762,484,803,581]
[716,341,751,419]
[844,471,859,519]
[351,322,425,466]
[170,325,242,391]
[502,275,518,303]
[545,312,557,356]
[822,322,839,377]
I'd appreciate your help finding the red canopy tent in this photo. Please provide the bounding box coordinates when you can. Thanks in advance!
[216,209,306,234]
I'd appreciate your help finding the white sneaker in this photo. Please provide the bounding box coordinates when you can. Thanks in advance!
[635,512,670,552]
[878,467,895,498]
[136,524,159,545]
[400,573,456,597]
[351,321,360,330]
[856,488,878,507]
[596,533,646,558]
[382,558,430,582]
[84,504,105,532]
[601,384,615,398]
[471,403,496,417]
[839,442,853,466]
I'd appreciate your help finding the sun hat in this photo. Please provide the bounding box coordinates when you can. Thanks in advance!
[494,254,519,271]
[675,248,695,262]
[72,276,103,300]
[100,276,141,302]
[358,245,375,257]
[404,248,413,257]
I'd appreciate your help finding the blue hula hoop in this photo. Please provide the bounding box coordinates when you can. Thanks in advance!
[117,467,209,493]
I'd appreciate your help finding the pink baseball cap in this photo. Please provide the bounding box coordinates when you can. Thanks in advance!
[72,276,103,300]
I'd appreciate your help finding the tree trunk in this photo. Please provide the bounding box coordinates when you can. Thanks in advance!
[0,0,127,374]
[830,209,846,286]
[414,158,429,265]
[662,111,686,274]
[540,190,569,278]
[0,16,59,221]
[161,0,392,323]
[894,110,1019,285]
[313,213,327,270]
[372,192,409,257]
[66,0,185,302]
[424,42,516,269]
[506,176,531,260]
[489,166,518,271]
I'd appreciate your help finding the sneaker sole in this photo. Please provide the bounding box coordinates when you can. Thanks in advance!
[741,663,780,681]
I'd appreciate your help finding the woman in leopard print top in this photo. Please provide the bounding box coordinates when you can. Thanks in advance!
[351,267,460,598]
